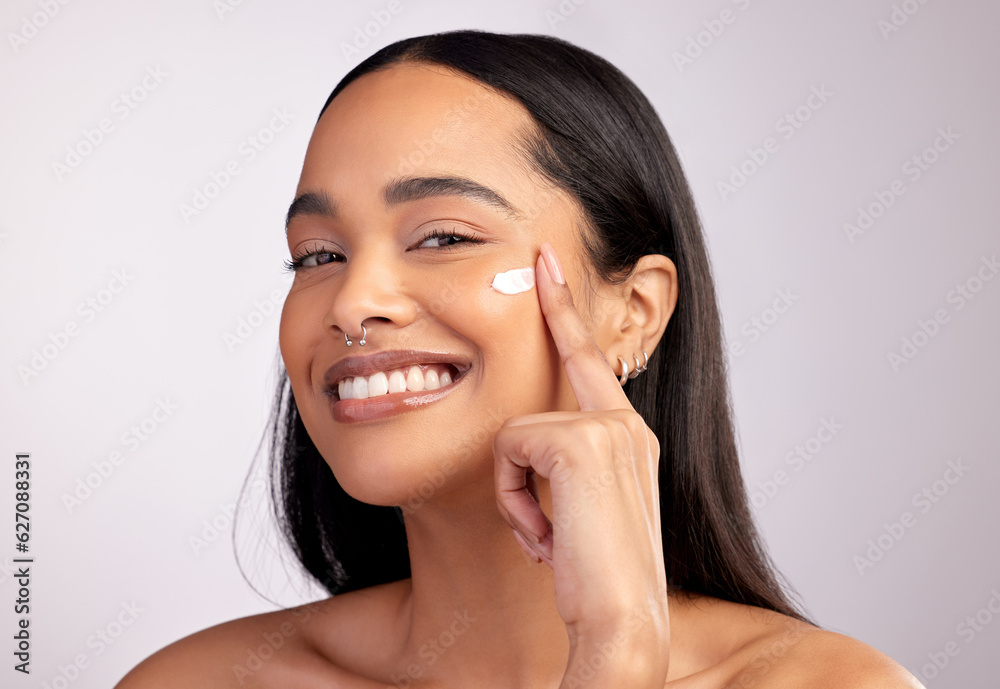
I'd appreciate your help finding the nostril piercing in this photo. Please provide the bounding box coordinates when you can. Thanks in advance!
[344,324,367,347]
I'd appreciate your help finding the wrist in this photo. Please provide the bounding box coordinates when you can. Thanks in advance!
[560,645,667,689]
[561,615,669,689]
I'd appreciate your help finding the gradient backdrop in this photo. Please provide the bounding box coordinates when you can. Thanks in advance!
[1,0,998,687]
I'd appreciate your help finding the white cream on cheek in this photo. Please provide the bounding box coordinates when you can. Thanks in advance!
[490,267,535,295]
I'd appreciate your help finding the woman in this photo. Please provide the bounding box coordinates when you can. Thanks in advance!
[118,30,921,688]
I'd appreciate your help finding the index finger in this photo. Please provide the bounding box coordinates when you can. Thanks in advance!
[536,241,632,412]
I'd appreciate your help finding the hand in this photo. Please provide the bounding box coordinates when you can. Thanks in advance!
[493,242,669,688]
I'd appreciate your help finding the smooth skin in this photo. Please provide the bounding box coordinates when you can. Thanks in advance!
[117,63,923,688]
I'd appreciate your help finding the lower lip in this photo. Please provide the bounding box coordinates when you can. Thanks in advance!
[329,373,466,423]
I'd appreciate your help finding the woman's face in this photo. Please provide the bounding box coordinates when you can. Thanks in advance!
[280,62,622,506]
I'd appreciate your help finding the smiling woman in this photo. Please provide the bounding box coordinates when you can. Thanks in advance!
[117,30,922,689]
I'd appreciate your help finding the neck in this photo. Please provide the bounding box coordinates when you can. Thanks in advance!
[395,477,569,687]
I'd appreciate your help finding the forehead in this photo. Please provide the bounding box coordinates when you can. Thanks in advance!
[299,62,540,200]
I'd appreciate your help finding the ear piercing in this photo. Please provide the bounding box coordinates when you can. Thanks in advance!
[344,324,367,347]
[617,350,648,385]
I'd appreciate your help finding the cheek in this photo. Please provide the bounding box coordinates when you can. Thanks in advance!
[458,268,566,410]
[416,262,562,408]
[278,291,320,384]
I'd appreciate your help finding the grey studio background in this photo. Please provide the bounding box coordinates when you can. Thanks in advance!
[1,0,998,687]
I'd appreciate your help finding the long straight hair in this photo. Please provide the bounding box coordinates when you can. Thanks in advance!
[258,30,810,622]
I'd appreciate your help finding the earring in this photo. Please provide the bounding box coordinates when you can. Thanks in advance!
[617,357,630,385]
[628,351,648,379]
[618,351,648,385]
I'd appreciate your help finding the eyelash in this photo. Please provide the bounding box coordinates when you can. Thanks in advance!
[283,228,484,273]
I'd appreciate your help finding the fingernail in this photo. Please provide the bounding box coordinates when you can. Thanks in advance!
[540,242,565,285]
[511,528,541,563]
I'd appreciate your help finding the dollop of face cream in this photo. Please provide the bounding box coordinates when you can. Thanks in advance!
[490,267,535,295]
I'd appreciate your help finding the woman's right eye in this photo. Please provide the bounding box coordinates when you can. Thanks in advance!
[283,248,343,272]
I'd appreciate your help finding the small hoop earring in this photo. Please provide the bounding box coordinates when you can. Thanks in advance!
[632,350,648,376]
[617,356,630,386]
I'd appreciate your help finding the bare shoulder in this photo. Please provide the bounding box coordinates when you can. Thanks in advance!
[113,601,328,689]
[667,592,924,688]
[115,582,409,689]
[739,627,926,688]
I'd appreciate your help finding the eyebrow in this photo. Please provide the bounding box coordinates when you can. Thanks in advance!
[285,175,522,231]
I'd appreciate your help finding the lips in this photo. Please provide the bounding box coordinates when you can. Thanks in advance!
[324,349,470,394]
[322,349,471,422]
[337,363,458,400]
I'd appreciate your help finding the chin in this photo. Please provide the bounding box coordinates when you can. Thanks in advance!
[320,442,491,512]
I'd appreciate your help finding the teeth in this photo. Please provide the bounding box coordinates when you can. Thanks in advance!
[338,364,459,400]
[406,366,424,392]
[424,369,440,390]
[351,376,368,399]
[368,371,388,396]
[388,370,407,393]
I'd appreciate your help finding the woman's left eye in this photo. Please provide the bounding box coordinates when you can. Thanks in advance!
[415,229,483,249]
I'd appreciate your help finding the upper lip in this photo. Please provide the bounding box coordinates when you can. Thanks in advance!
[322,349,471,392]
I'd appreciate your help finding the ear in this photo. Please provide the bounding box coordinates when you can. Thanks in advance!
[612,254,678,363]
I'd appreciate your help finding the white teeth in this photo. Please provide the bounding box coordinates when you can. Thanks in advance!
[368,371,388,396]
[388,370,407,393]
[337,365,459,400]
[424,369,440,390]
[406,366,425,392]
[351,376,368,400]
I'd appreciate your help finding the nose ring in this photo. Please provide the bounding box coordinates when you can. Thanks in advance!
[344,324,367,347]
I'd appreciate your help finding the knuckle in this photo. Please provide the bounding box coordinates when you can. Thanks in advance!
[647,429,661,458]
[622,411,649,437]
[574,418,613,450]
[604,409,645,437]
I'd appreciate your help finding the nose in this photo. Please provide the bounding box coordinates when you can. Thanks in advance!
[321,250,418,344]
